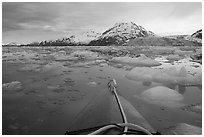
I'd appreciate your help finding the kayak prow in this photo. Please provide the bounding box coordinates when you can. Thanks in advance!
[118,94,155,133]
[66,79,155,134]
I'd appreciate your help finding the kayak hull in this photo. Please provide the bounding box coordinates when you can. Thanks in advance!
[67,87,155,134]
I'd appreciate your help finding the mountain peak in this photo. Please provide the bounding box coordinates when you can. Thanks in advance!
[89,21,155,46]
[114,22,136,27]
[102,21,153,36]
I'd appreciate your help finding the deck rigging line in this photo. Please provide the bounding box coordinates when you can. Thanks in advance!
[108,79,128,133]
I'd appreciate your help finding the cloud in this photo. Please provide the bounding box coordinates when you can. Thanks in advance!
[168,2,202,19]
[2,2,60,32]
[2,2,202,43]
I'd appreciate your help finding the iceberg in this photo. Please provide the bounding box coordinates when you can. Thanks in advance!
[136,86,184,108]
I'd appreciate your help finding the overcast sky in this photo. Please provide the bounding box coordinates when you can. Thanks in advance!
[2,2,202,44]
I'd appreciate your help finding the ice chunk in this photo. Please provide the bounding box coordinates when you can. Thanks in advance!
[2,53,17,62]
[174,50,194,56]
[47,85,61,90]
[55,55,78,61]
[87,81,98,86]
[164,123,201,135]
[150,47,176,55]
[126,66,200,86]
[18,64,41,72]
[55,50,103,61]
[166,55,182,61]
[153,57,202,83]
[70,50,102,60]
[181,103,202,114]
[8,123,21,130]
[3,81,22,91]
[111,54,161,67]
[136,86,184,108]
[179,46,196,51]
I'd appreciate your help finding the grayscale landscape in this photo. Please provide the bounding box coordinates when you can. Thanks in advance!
[2,2,202,135]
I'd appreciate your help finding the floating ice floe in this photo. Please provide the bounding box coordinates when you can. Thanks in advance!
[111,54,161,67]
[18,64,41,72]
[87,81,98,86]
[164,123,201,135]
[166,54,182,61]
[71,60,107,68]
[181,103,202,114]
[9,123,21,130]
[179,46,197,51]
[153,57,202,82]
[149,46,176,55]
[47,85,61,90]
[3,81,22,91]
[126,66,201,86]
[54,54,78,61]
[174,50,194,56]
[54,50,103,61]
[17,51,38,62]
[2,53,17,62]
[70,50,102,60]
[135,86,184,108]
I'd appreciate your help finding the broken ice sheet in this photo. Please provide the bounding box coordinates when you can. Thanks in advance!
[54,54,78,61]
[70,50,103,60]
[111,54,161,67]
[135,86,184,108]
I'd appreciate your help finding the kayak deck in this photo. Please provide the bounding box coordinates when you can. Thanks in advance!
[66,81,155,134]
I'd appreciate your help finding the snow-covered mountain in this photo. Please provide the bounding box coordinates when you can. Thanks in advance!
[4,22,202,47]
[27,30,101,46]
[27,22,155,46]
[89,22,155,46]
[2,42,22,46]
[21,22,201,47]
[101,22,154,38]
[69,31,101,44]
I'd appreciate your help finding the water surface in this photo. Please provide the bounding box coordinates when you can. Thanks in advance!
[2,46,202,134]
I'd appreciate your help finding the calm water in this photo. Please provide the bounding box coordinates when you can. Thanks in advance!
[2,47,202,134]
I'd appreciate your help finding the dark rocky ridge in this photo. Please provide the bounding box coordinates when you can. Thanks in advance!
[127,36,201,47]
[191,29,202,39]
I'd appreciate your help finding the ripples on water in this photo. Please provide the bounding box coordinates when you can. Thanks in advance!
[2,47,202,135]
